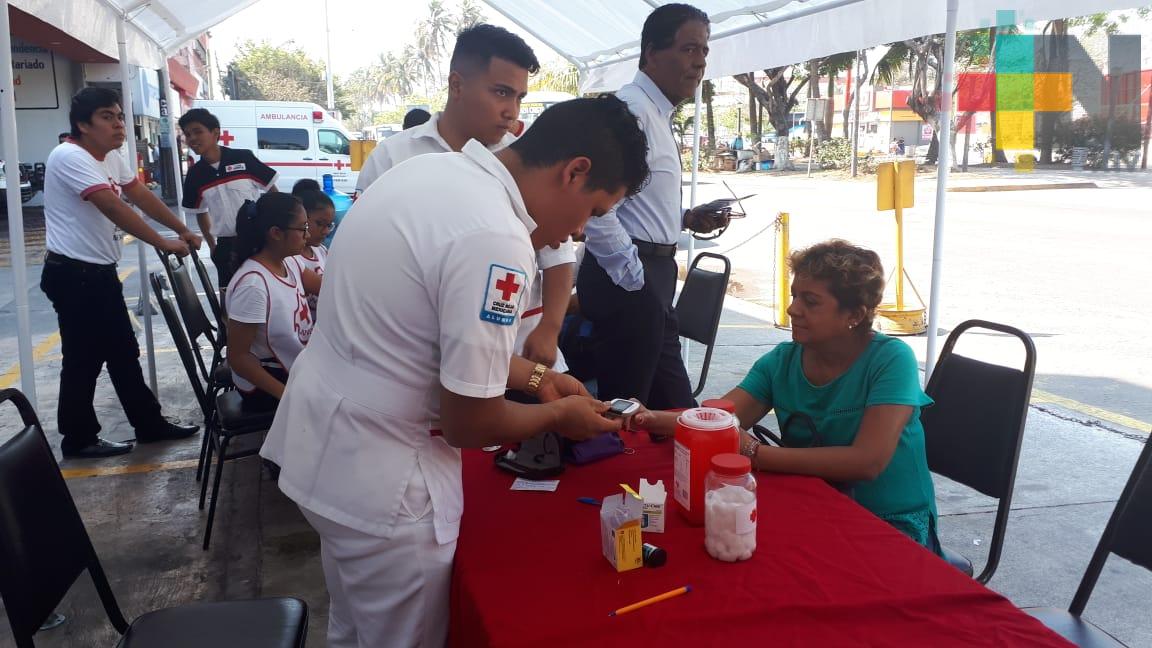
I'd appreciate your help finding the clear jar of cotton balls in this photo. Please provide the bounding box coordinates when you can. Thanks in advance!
[704,453,757,562]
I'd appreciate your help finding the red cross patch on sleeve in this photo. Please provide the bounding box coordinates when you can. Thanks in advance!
[480,265,527,326]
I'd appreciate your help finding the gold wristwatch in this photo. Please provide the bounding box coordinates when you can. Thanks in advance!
[526,363,548,394]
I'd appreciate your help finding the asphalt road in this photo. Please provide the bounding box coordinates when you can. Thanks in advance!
[683,169,1152,435]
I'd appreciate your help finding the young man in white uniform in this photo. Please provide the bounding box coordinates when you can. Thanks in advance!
[261,96,650,647]
[357,24,574,372]
[41,87,201,458]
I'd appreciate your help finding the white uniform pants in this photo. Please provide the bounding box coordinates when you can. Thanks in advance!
[300,472,456,648]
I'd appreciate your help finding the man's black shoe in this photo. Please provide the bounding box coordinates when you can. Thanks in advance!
[136,420,200,444]
[61,438,134,458]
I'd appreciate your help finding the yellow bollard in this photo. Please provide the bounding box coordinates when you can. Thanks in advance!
[894,178,904,310]
[350,139,377,172]
[875,160,925,335]
[775,212,790,327]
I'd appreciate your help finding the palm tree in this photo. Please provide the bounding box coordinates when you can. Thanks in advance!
[455,0,486,32]
[416,0,453,91]
[819,52,855,139]
[399,44,429,96]
[1038,19,1068,164]
[530,62,579,95]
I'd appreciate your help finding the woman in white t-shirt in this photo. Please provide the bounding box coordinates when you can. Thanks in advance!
[226,193,322,410]
[291,189,335,318]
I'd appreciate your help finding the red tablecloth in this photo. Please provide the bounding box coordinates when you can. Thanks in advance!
[450,434,1071,647]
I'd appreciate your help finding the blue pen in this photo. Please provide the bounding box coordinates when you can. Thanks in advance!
[577,497,600,506]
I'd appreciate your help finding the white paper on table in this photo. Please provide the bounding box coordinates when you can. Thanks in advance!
[510,478,560,492]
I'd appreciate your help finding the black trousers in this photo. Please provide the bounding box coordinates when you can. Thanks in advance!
[40,253,165,449]
[576,252,695,410]
[210,236,237,289]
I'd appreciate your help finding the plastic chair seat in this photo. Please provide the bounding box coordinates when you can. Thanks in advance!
[215,390,275,431]
[941,544,974,577]
[1023,608,1126,647]
[117,597,307,648]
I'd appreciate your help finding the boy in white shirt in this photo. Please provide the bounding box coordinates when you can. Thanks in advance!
[41,88,201,458]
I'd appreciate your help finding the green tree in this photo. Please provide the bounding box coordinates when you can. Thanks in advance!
[416,0,454,92]
[530,62,579,95]
[455,0,486,31]
[734,65,809,171]
[819,52,855,139]
[226,39,353,115]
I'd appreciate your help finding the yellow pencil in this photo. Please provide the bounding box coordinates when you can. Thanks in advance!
[608,585,692,617]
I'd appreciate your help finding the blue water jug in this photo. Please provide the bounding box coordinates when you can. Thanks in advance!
[322,173,353,247]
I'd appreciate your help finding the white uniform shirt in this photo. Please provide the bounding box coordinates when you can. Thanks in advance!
[357,111,573,370]
[43,143,137,265]
[226,257,314,392]
[295,245,328,315]
[261,141,537,544]
[582,71,684,290]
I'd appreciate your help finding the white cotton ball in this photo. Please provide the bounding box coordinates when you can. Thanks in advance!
[705,484,757,562]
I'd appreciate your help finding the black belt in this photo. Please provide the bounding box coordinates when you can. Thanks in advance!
[45,251,116,271]
[631,238,677,258]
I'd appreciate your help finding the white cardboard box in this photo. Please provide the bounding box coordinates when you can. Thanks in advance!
[639,479,667,534]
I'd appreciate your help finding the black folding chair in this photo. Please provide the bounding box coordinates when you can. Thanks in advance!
[0,388,307,647]
[156,252,232,481]
[150,273,275,550]
[189,250,227,346]
[922,319,1037,584]
[157,250,227,375]
[1024,432,1152,647]
[675,252,731,398]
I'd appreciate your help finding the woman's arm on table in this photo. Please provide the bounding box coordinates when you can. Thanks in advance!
[747,404,912,482]
[631,387,771,435]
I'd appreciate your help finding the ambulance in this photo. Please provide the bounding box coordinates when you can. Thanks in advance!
[191,100,358,194]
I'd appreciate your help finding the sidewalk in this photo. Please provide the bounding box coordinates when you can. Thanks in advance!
[0,279,1149,646]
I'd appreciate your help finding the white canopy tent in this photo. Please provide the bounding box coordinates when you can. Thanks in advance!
[2,0,260,408]
[486,0,1142,378]
[1,0,1142,408]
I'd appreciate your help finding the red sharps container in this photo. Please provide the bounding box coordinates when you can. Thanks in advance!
[673,407,740,526]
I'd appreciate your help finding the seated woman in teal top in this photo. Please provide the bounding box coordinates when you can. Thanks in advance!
[636,239,940,553]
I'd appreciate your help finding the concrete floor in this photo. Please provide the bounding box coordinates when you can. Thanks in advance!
[0,289,1147,646]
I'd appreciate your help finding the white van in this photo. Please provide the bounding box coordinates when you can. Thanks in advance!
[191,100,358,194]
[518,91,576,132]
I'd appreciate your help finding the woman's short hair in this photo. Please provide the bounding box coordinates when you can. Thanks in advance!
[789,239,885,331]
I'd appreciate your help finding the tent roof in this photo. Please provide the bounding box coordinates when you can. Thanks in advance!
[11,0,261,69]
[483,0,1143,92]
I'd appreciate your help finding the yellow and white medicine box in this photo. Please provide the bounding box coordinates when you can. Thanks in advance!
[600,491,643,572]
[639,479,667,533]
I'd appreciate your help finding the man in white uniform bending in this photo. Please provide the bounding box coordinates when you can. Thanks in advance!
[357,24,575,373]
[261,96,650,647]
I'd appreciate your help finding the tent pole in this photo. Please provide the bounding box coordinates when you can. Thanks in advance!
[157,66,186,218]
[117,18,158,393]
[925,0,959,382]
[0,0,38,407]
[683,82,703,364]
